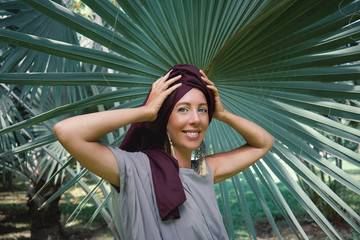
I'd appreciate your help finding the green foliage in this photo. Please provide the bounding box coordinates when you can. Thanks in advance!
[0,0,360,239]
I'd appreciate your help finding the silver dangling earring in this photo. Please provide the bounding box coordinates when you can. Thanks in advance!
[193,140,208,176]
[167,132,177,159]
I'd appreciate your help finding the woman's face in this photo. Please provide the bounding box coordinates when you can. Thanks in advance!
[166,88,209,156]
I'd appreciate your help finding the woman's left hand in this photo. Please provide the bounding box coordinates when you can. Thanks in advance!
[200,70,226,120]
[200,70,274,184]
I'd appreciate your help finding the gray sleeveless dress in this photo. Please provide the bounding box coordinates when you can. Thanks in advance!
[107,145,229,240]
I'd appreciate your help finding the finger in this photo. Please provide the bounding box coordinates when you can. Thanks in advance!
[153,76,163,88]
[163,82,182,96]
[154,70,173,84]
[199,70,214,83]
[161,70,173,82]
[200,70,213,83]
[155,75,181,93]
[163,75,182,88]
[201,76,214,86]
[153,70,175,89]
[199,69,208,79]
[207,85,220,97]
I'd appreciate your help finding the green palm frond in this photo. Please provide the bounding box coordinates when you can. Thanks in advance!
[1,0,359,239]
[0,1,118,235]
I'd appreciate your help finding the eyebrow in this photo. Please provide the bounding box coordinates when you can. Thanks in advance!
[175,102,208,107]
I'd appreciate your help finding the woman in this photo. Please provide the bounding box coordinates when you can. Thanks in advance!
[54,64,274,240]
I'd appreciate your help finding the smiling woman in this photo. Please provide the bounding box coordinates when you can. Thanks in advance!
[167,88,210,169]
[53,64,274,240]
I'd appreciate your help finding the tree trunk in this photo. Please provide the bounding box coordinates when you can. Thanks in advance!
[27,178,64,240]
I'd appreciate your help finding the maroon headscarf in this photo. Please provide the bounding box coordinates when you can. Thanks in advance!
[120,64,215,221]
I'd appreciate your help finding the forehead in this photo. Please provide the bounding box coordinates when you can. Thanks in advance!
[176,88,207,105]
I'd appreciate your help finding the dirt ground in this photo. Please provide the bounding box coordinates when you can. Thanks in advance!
[0,184,113,240]
[0,209,112,240]
[1,211,358,239]
[253,220,359,240]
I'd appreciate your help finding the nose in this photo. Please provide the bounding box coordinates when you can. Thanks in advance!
[189,109,201,125]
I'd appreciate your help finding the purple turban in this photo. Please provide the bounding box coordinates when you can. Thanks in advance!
[120,64,215,221]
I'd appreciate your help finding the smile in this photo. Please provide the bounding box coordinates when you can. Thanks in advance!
[183,131,200,137]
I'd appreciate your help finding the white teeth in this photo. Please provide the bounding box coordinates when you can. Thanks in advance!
[186,132,199,135]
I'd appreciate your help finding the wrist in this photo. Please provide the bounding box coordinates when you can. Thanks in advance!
[139,106,157,122]
[214,109,229,122]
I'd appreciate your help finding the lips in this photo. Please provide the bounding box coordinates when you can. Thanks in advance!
[183,131,200,138]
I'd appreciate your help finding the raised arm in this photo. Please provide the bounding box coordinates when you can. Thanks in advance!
[200,70,274,183]
[54,72,182,186]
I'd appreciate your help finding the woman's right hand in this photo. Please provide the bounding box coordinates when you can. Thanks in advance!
[144,70,182,121]
[53,70,181,186]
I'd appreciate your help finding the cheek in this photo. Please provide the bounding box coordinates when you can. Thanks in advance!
[166,114,181,136]
[167,112,185,129]
[203,115,209,127]
[198,115,209,136]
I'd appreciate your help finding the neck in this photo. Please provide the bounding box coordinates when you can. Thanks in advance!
[173,149,192,168]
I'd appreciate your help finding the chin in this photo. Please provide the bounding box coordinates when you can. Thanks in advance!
[187,141,203,151]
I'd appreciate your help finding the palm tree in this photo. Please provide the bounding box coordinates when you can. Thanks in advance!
[1,0,359,239]
[0,1,115,238]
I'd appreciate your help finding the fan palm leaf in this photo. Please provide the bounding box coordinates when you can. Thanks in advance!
[1,0,359,239]
[0,1,118,237]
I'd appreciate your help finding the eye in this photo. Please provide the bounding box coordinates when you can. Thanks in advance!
[178,107,188,112]
[199,108,208,113]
